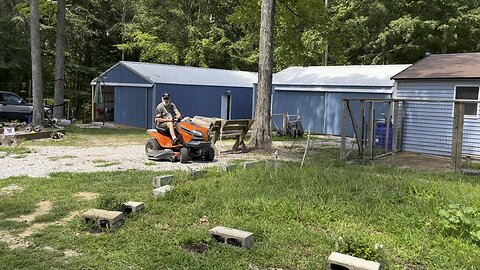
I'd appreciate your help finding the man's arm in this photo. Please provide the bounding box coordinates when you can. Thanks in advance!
[172,103,181,119]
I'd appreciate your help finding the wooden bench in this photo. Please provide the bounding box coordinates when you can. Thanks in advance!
[211,119,254,151]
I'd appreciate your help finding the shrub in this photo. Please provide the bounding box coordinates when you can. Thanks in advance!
[439,204,480,244]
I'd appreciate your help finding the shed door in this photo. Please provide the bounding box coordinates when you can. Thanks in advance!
[114,87,148,128]
[221,94,232,120]
[272,91,326,134]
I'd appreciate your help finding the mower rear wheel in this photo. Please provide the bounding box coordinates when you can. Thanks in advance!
[145,138,161,154]
[180,147,190,163]
[204,147,215,162]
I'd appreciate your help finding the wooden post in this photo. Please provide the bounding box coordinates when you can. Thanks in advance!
[91,85,95,123]
[385,101,392,154]
[282,113,287,133]
[365,101,374,159]
[359,100,365,158]
[392,101,399,164]
[452,102,465,171]
[340,100,347,160]
[347,101,362,155]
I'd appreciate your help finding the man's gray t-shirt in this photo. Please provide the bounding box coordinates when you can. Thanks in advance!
[155,102,180,128]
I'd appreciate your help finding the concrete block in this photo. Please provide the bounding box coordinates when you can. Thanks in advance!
[124,201,144,214]
[188,168,205,179]
[81,209,124,229]
[209,226,254,248]
[153,185,174,198]
[242,161,262,169]
[218,164,236,172]
[153,175,174,188]
[327,252,380,270]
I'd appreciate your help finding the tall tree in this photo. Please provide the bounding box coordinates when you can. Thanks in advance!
[30,0,44,126]
[249,0,275,149]
[53,0,66,119]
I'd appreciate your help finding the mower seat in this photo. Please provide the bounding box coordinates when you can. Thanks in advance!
[155,127,170,136]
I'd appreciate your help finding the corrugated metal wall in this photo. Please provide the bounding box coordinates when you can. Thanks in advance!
[272,90,326,133]
[114,86,148,128]
[154,84,253,123]
[396,80,480,157]
[272,87,391,136]
[103,64,151,85]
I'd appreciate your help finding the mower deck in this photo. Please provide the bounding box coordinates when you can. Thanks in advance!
[146,149,179,161]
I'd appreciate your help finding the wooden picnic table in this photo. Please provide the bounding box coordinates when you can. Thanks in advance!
[210,119,254,151]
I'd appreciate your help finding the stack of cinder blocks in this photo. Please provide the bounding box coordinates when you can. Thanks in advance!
[209,226,254,248]
[218,164,236,172]
[327,252,380,270]
[153,175,174,197]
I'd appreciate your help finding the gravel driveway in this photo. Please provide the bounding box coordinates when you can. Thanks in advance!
[0,138,342,180]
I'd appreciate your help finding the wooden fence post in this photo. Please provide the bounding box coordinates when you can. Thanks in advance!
[452,102,465,171]
[385,101,392,154]
[391,101,399,164]
[282,113,287,133]
[359,100,365,158]
[340,100,347,160]
[365,101,375,159]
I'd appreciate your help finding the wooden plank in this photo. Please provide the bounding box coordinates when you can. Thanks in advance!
[452,102,465,171]
[365,101,374,159]
[346,101,361,154]
[222,125,247,131]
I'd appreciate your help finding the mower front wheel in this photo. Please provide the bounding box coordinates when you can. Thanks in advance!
[204,146,215,162]
[180,147,190,163]
[145,138,161,154]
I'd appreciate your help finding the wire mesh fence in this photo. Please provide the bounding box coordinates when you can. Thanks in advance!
[340,98,480,172]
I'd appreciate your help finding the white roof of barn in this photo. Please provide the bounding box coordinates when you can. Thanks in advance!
[273,65,411,88]
[120,61,257,88]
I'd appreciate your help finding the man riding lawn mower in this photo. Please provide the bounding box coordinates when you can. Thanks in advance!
[145,93,215,163]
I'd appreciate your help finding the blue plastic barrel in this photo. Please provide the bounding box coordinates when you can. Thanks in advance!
[375,121,393,150]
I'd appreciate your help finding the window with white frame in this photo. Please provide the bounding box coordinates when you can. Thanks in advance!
[455,86,480,117]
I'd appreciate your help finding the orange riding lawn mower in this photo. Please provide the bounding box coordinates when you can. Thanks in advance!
[145,117,215,163]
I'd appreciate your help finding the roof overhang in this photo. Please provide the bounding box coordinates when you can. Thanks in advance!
[89,82,154,88]
[273,86,393,94]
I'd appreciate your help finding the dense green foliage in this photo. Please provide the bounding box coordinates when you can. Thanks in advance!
[0,0,479,119]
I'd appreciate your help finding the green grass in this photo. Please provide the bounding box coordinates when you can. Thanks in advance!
[48,155,77,161]
[94,161,121,168]
[17,126,148,147]
[1,151,480,269]
[0,146,32,155]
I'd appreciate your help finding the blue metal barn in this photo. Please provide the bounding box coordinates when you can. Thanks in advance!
[392,53,480,157]
[270,65,411,136]
[91,61,257,129]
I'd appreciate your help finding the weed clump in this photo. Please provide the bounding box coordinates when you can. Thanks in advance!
[96,194,127,212]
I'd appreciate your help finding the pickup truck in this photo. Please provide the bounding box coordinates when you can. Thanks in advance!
[0,91,51,122]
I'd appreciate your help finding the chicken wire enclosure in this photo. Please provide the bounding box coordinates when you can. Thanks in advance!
[340,98,480,171]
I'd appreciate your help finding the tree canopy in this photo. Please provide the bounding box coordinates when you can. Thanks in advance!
[0,0,479,119]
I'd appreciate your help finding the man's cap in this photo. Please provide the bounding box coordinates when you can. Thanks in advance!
[162,93,170,98]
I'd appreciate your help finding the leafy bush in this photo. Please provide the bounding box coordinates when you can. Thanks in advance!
[439,204,480,243]
[335,235,385,262]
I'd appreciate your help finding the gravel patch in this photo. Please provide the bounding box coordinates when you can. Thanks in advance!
[0,138,342,180]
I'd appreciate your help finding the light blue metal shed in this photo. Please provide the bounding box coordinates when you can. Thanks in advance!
[271,65,411,136]
[91,62,257,129]
[392,53,480,157]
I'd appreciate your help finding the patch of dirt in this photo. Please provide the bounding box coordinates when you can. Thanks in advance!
[74,192,99,201]
[63,249,81,258]
[182,241,207,254]
[199,216,209,227]
[8,200,53,223]
[374,152,452,172]
[0,230,32,249]
[0,184,23,197]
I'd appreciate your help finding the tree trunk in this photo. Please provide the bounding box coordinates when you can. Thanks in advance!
[249,0,275,149]
[53,0,66,119]
[30,0,44,126]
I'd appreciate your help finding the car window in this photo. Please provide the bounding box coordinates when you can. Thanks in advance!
[4,93,21,103]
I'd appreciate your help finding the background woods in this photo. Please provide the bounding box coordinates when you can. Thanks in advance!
[0,0,479,120]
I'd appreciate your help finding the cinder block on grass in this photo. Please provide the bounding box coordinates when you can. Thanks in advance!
[81,209,124,229]
[153,185,174,198]
[153,175,174,188]
[327,252,380,270]
[218,164,236,172]
[123,201,144,214]
[242,161,262,169]
[209,226,254,248]
[188,168,205,179]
